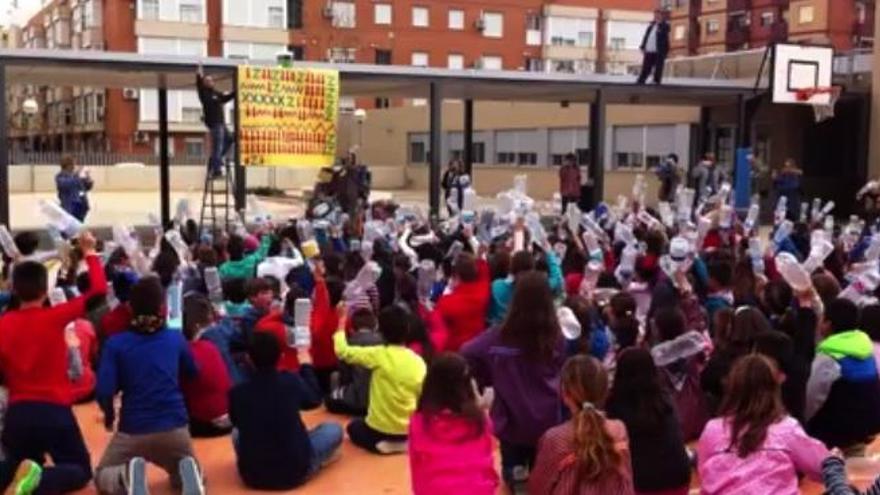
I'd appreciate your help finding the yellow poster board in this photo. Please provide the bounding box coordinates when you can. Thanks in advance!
[237,65,339,167]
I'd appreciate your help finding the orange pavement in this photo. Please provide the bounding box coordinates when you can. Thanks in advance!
[66,403,875,495]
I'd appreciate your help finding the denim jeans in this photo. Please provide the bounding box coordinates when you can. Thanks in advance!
[232,422,342,477]
[209,124,234,173]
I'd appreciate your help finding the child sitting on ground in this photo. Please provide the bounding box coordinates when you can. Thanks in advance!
[230,332,343,490]
[334,304,427,454]
[0,231,106,495]
[94,276,205,495]
[181,294,233,438]
[325,307,383,416]
[528,355,633,495]
[409,352,498,495]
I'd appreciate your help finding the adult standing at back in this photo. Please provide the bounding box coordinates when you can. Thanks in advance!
[692,152,721,205]
[559,153,581,213]
[56,155,93,223]
[773,158,803,221]
[636,9,670,85]
[196,64,236,179]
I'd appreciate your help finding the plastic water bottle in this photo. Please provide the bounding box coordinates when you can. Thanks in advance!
[615,244,639,285]
[775,252,812,292]
[167,280,183,322]
[204,267,223,304]
[462,188,478,213]
[803,238,834,273]
[39,200,83,237]
[49,288,67,307]
[557,307,581,340]
[658,202,675,228]
[858,180,879,199]
[799,202,809,224]
[582,231,602,262]
[287,298,312,348]
[866,235,880,262]
[719,204,733,230]
[744,202,760,233]
[811,198,823,223]
[247,195,271,225]
[0,225,20,260]
[749,238,765,276]
[174,198,191,226]
[774,197,788,225]
[824,215,835,233]
[676,188,695,223]
[632,174,646,205]
[773,220,794,247]
[614,222,636,246]
[417,260,436,303]
[637,210,663,232]
[651,331,708,367]
[446,240,465,261]
[513,175,528,196]
[525,212,547,247]
[840,271,880,306]
[566,203,582,234]
[164,230,189,264]
[717,182,732,204]
[820,201,836,219]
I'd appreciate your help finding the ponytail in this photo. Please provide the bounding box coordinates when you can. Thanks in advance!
[561,356,624,484]
[572,401,622,483]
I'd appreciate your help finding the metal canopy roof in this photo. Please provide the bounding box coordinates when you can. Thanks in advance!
[0,48,761,106]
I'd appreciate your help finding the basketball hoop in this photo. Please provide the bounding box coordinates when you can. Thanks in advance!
[795,86,842,123]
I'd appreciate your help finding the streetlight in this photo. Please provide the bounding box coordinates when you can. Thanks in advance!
[354,108,367,151]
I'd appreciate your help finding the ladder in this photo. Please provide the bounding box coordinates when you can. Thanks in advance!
[198,160,236,238]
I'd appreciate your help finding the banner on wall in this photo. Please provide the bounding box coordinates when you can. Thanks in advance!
[237,65,340,167]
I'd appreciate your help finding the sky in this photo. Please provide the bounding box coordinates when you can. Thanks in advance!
[1,0,44,27]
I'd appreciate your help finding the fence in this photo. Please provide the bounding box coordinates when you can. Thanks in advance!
[7,151,209,167]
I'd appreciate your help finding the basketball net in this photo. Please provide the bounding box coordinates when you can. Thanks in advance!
[795,86,842,123]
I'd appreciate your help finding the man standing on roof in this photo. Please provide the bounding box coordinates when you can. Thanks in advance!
[637,9,670,85]
[197,65,236,179]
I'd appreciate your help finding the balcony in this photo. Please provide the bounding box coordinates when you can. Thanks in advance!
[727,0,752,13]
[726,23,749,47]
[769,20,788,43]
[853,21,873,39]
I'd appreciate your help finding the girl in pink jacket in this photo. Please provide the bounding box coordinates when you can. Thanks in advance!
[408,353,498,495]
[697,354,829,495]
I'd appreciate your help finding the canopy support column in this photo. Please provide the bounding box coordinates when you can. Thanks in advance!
[589,90,606,207]
[233,68,245,213]
[0,64,8,227]
[464,99,474,177]
[158,87,171,227]
[429,82,442,221]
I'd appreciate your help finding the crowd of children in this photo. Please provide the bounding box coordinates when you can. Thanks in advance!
[7,174,880,495]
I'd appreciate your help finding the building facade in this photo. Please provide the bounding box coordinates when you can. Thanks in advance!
[666,0,874,57]
[6,0,655,156]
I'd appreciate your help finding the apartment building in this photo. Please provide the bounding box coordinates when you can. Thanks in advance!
[7,0,654,156]
[666,0,874,57]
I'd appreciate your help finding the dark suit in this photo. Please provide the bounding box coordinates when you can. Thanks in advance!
[637,20,670,84]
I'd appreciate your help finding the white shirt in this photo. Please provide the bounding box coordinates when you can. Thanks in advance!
[645,23,659,53]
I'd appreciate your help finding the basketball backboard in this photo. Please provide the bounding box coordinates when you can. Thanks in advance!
[771,43,834,105]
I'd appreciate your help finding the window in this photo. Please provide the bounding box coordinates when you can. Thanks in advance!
[448,9,464,30]
[760,11,774,27]
[525,58,544,72]
[182,106,202,123]
[331,1,356,28]
[526,14,542,31]
[413,6,430,27]
[549,128,589,166]
[184,138,204,157]
[706,19,720,34]
[411,51,429,67]
[409,137,428,163]
[549,59,593,73]
[480,56,503,70]
[290,0,303,28]
[289,45,305,60]
[374,4,392,25]
[482,12,503,38]
[518,153,538,166]
[179,1,202,23]
[674,24,686,40]
[607,20,650,50]
[607,62,629,75]
[140,0,159,20]
[545,16,596,47]
[327,47,357,63]
[375,98,390,108]
[268,6,285,28]
[448,53,464,70]
[612,125,677,170]
[375,49,392,65]
[496,129,541,167]
[798,5,814,24]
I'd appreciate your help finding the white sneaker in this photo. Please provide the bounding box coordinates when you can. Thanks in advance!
[126,457,148,495]
[178,457,205,495]
[375,440,408,455]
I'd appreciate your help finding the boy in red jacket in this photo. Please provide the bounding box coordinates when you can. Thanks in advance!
[0,232,107,494]
[437,249,491,352]
[309,263,346,394]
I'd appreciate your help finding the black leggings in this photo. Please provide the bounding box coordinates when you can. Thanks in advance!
[346,418,407,454]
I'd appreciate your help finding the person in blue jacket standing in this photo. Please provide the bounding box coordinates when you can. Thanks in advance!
[55,155,93,222]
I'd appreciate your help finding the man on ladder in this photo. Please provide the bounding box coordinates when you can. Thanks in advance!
[196,64,236,179]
